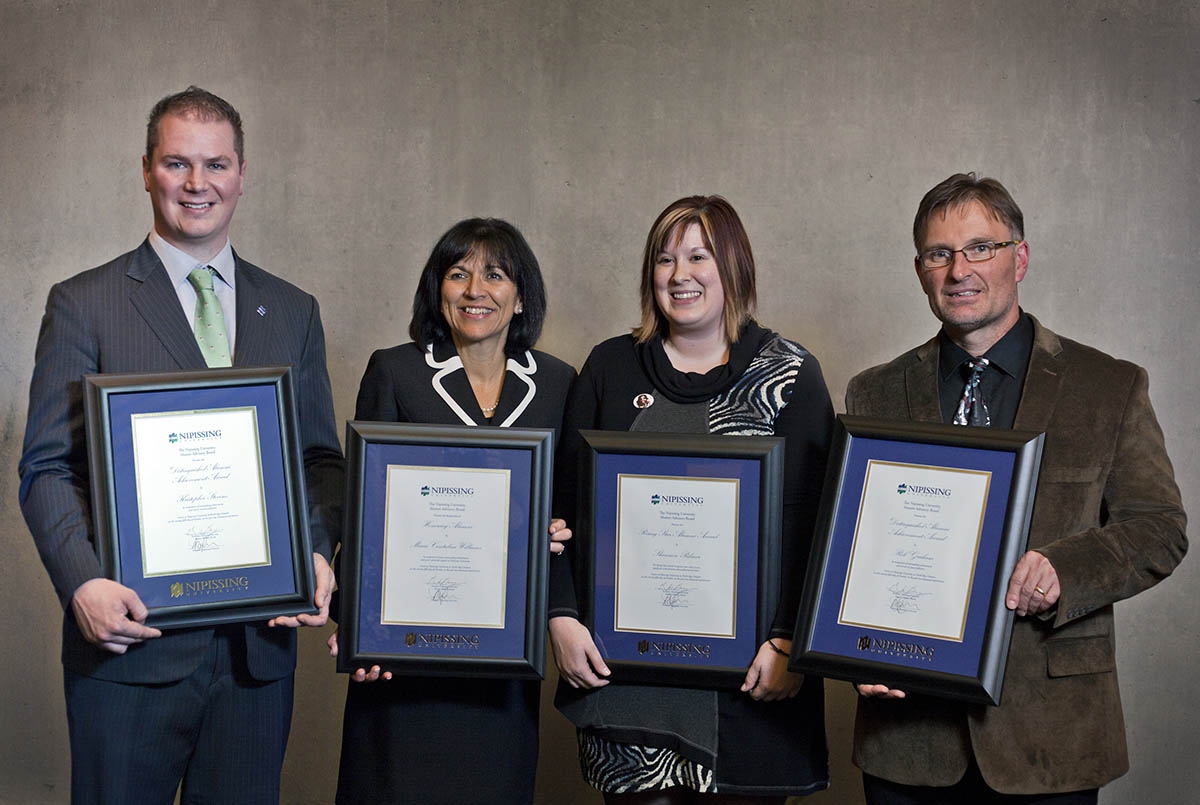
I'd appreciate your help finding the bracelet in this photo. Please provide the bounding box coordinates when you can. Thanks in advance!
[767,639,790,658]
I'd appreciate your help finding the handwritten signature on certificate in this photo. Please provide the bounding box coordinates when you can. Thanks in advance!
[425,576,463,604]
[187,525,222,553]
[658,583,695,609]
[887,582,932,615]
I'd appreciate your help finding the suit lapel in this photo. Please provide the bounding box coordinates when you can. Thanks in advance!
[905,336,944,423]
[232,254,268,368]
[127,241,208,369]
[424,342,483,425]
[440,346,486,424]
[1013,316,1066,432]
[496,351,537,427]
[905,321,1065,429]
[424,342,536,427]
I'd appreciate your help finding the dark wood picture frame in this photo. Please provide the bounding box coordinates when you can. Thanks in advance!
[576,430,785,687]
[337,422,553,679]
[83,366,317,629]
[790,415,1044,705]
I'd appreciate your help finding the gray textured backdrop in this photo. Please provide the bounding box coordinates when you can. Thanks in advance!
[2,1,1196,803]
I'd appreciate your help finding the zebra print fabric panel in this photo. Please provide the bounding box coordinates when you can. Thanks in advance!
[579,732,714,793]
[709,334,807,435]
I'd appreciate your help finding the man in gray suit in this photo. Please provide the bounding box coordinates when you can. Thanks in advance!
[18,87,343,803]
[846,173,1187,804]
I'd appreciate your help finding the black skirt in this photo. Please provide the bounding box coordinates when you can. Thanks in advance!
[336,675,539,804]
[558,676,829,796]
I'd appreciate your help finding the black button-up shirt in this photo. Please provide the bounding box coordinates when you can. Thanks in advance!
[937,311,1034,429]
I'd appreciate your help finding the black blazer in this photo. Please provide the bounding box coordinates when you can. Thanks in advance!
[354,340,575,432]
[19,240,344,684]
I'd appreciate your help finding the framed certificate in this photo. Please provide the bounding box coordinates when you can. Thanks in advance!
[789,415,1044,705]
[337,422,553,679]
[576,430,785,687]
[83,367,318,629]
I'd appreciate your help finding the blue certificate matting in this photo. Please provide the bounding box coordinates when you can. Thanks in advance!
[355,442,533,661]
[107,383,299,608]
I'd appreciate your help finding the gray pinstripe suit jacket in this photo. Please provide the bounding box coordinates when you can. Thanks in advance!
[19,239,344,684]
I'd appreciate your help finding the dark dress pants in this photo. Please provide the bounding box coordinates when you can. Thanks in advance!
[64,626,293,805]
[863,756,1098,805]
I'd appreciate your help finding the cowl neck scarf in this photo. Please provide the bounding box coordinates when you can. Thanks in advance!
[634,321,772,405]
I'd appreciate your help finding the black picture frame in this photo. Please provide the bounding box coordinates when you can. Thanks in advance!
[576,430,785,687]
[789,415,1044,705]
[83,366,317,629]
[337,422,553,679]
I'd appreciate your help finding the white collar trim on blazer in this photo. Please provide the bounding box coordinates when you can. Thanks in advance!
[425,344,538,428]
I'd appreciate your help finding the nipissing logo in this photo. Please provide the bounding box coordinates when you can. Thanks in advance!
[169,577,249,598]
[897,482,951,498]
[654,494,705,505]
[421,485,475,497]
[855,634,935,661]
[637,638,711,658]
[169,429,222,444]
[408,633,480,650]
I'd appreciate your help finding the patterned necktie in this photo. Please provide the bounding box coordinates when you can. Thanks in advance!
[953,357,991,427]
[187,266,232,368]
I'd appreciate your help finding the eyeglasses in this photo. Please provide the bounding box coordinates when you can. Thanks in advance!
[918,240,1022,270]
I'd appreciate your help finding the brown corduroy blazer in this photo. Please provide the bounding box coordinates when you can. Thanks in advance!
[845,314,1187,795]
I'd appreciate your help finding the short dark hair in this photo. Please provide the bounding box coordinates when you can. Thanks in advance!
[632,195,756,344]
[146,86,245,163]
[409,218,547,355]
[913,172,1024,252]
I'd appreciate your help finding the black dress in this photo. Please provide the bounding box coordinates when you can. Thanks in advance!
[336,340,576,805]
[550,323,834,796]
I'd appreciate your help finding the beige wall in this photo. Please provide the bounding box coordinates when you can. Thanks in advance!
[2,1,1197,802]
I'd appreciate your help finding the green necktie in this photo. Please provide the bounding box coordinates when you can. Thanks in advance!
[187,266,232,368]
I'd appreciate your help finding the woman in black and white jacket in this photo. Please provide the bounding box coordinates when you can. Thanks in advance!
[332,218,575,805]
